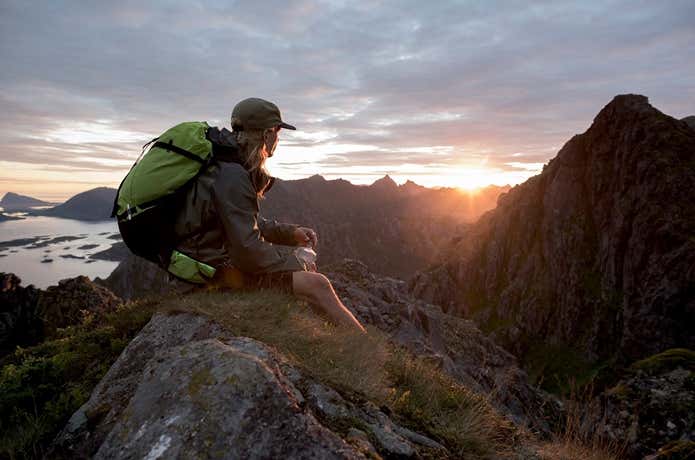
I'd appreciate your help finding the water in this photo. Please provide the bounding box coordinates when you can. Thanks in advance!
[0,216,121,288]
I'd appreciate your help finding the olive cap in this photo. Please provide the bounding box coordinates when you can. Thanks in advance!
[231,98,296,131]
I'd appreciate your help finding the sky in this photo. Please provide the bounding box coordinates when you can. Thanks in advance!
[0,0,693,201]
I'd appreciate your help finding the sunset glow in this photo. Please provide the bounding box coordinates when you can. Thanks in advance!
[1,2,692,202]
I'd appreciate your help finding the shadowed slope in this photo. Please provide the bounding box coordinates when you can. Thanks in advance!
[411,95,695,366]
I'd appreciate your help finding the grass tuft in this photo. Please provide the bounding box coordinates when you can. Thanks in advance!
[537,382,624,460]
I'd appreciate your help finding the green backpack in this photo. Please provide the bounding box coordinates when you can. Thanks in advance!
[111,121,221,284]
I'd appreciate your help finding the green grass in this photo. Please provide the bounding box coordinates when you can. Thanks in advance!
[386,349,516,458]
[0,298,160,460]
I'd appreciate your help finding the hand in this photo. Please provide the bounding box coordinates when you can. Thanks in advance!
[294,227,318,248]
[295,247,318,272]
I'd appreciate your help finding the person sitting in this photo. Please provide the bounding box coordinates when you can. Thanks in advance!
[173,97,366,333]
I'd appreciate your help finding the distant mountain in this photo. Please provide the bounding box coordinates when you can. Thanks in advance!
[682,115,695,130]
[411,95,695,366]
[0,214,24,222]
[39,187,116,221]
[262,176,509,278]
[0,192,51,211]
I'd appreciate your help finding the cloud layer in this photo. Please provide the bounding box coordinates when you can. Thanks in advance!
[1,0,693,198]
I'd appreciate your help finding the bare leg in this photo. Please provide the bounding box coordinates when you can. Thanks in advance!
[292,272,366,333]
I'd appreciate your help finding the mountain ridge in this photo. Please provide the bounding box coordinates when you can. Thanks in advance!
[411,94,695,366]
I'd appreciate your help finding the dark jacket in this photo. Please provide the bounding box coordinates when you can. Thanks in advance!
[172,128,306,275]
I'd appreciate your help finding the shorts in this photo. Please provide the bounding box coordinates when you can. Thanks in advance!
[247,271,295,294]
[211,266,295,295]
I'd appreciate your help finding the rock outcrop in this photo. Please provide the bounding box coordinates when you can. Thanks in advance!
[51,313,451,459]
[326,259,560,433]
[410,95,695,365]
[38,276,122,336]
[596,349,695,459]
[0,273,41,355]
[0,273,122,356]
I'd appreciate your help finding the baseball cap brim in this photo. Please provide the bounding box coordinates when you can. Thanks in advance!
[279,121,296,130]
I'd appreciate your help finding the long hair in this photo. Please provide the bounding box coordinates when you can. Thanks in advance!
[231,117,273,198]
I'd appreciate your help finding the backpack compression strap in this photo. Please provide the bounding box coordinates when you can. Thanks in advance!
[152,140,206,164]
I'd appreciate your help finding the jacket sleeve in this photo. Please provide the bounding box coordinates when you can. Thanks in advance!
[258,216,299,246]
[212,163,306,274]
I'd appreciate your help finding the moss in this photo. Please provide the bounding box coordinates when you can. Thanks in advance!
[631,348,695,375]
[188,368,215,398]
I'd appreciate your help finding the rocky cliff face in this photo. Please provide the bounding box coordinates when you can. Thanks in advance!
[410,95,695,364]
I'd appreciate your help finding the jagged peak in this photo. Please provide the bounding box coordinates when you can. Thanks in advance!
[608,93,650,108]
[370,174,398,188]
[306,174,326,182]
[591,94,657,127]
[401,179,423,188]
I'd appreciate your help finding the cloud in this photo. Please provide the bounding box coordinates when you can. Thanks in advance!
[0,0,694,197]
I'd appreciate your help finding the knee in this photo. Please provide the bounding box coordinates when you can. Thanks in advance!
[293,271,331,298]
[305,272,331,291]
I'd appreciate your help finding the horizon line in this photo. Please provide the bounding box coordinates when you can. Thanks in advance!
[0,173,516,204]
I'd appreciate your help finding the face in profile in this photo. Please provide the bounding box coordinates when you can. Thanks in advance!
[264,126,280,158]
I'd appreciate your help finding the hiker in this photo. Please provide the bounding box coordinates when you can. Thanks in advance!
[172,98,366,333]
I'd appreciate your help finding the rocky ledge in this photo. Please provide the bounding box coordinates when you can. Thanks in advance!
[51,312,451,459]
